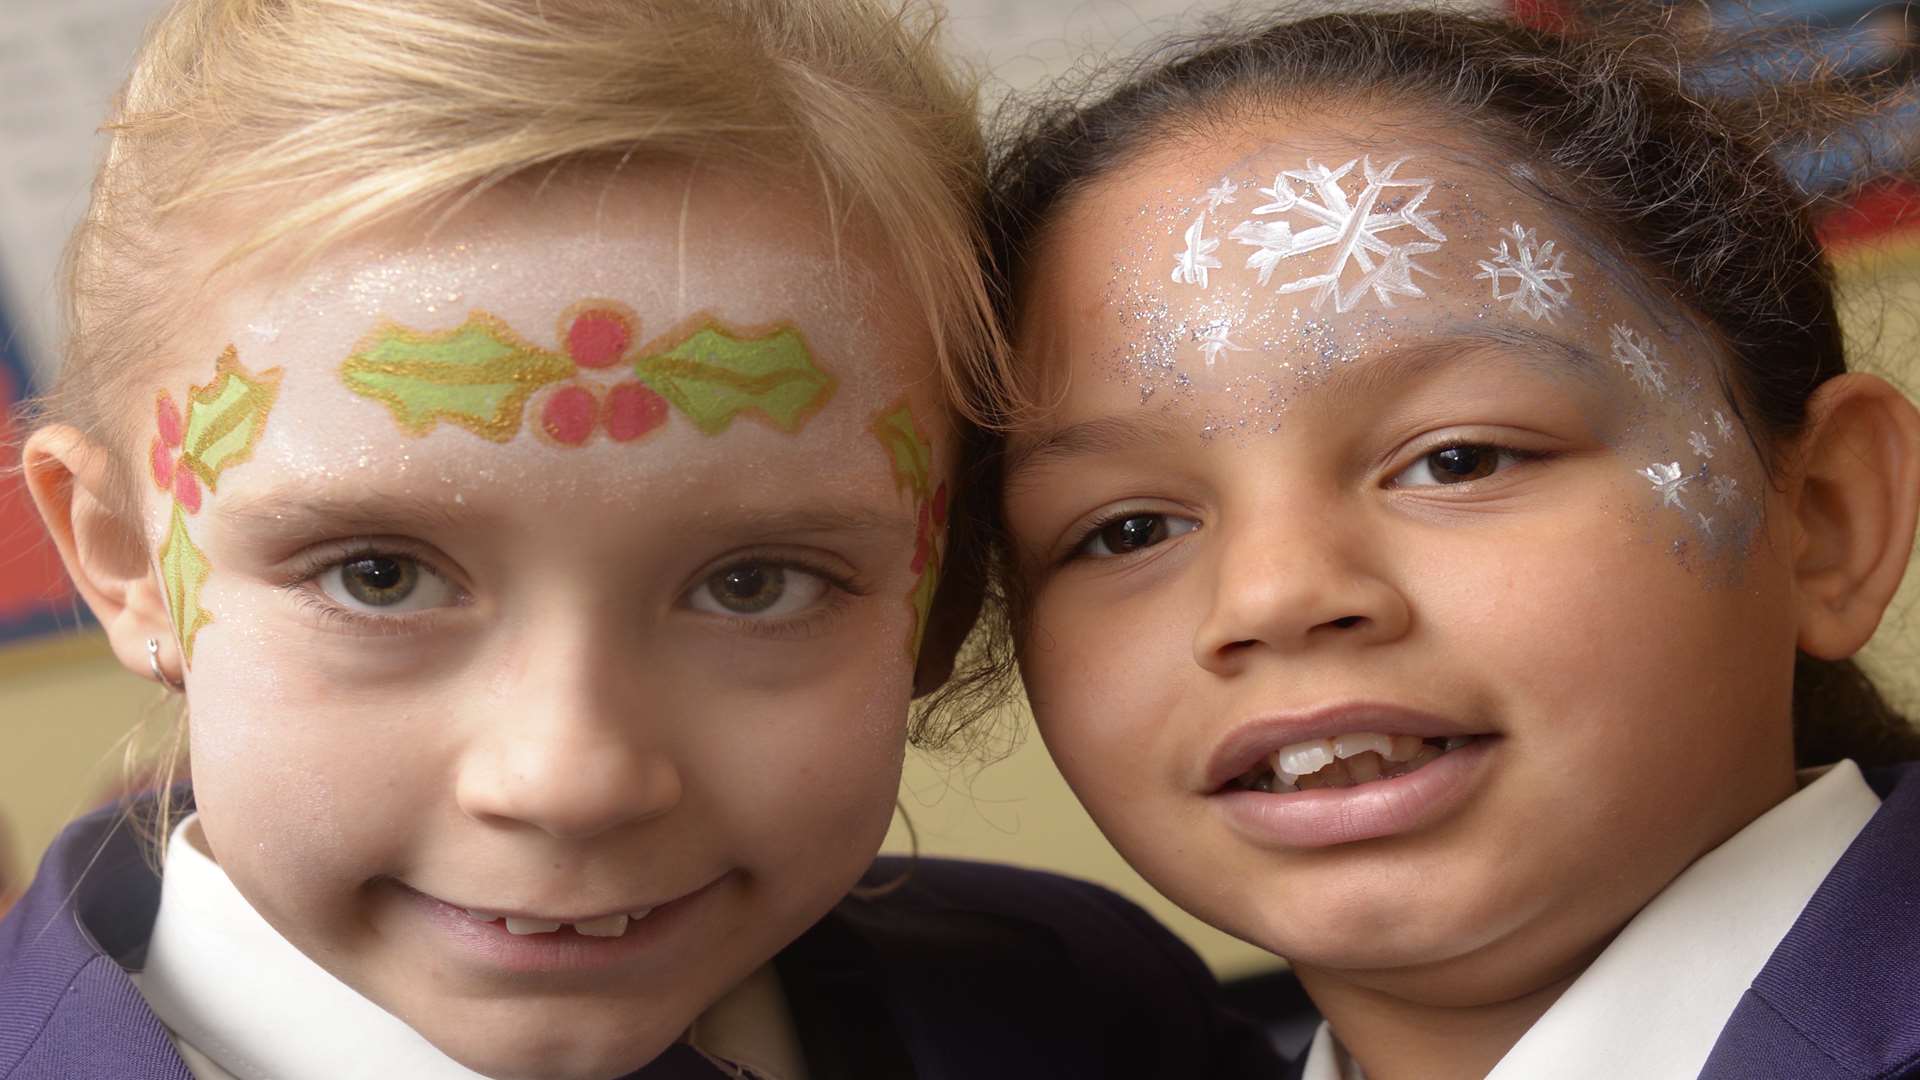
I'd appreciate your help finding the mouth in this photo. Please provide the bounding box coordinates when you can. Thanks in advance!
[1225,732,1481,794]
[457,908,657,939]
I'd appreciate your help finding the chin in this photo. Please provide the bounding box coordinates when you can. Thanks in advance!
[417,1006,682,1080]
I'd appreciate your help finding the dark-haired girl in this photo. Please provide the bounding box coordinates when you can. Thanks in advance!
[975,11,1920,1078]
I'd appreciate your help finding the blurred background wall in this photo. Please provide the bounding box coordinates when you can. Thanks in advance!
[2,0,1917,976]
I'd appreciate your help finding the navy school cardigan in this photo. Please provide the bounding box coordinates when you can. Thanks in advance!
[0,796,1283,1080]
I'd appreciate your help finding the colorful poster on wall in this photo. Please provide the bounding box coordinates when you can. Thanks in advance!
[0,300,82,647]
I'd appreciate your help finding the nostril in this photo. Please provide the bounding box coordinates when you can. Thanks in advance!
[1330,615,1365,629]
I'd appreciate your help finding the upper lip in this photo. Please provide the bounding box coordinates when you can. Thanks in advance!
[1203,702,1487,791]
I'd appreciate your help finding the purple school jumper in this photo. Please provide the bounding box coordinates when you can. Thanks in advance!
[0,795,1280,1080]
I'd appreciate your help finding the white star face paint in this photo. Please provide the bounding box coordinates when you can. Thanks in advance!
[1002,125,1809,1043]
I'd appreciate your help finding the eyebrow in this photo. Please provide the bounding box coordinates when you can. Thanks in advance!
[1006,324,1610,486]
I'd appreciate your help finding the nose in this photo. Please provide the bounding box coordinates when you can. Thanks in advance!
[455,638,682,840]
[1191,502,1412,673]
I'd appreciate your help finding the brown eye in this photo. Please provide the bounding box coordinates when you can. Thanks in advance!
[1427,446,1497,484]
[1077,513,1198,558]
[688,562,829,619]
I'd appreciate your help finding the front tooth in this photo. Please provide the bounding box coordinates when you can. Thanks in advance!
[574,913,629,938]
[1332,733,1392,760]
[1274,739,1335,777]
[503,917,563,935]
[463,909,500,922]
[1345,751,1383,783]
[629,907,654,920]
[1384,735,1424,762]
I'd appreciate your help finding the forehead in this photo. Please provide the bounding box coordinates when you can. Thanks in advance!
[165,166,940,508]
[1020,124,1690,428]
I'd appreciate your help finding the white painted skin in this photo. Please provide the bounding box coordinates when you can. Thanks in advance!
[1006,126,1805,1075]
[143,164,947,1080]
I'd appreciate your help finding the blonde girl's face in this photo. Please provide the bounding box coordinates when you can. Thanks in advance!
[1005,128,1805,1007]
[142,168,949,1079]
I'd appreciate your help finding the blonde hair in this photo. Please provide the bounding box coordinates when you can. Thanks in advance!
[44,0,1006,506]
[34,0,1007,850]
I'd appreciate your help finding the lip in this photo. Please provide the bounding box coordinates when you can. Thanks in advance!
[1210,736,1494,848]
[402,873,731,976]
[1203,701,1489,792]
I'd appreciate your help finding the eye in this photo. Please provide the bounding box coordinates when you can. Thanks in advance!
[1075,513,1199,558]
[317,554,458,614]
[1392,444,1530,488]
[687,561,829,618]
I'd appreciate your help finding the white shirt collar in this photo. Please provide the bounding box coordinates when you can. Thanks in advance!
[1303,759,1882,1080]
[132,815,808,1080]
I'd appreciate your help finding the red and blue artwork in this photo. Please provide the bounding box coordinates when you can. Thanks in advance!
[1,304,83,648]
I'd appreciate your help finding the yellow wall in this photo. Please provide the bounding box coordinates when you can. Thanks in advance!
[4,257,1918,978]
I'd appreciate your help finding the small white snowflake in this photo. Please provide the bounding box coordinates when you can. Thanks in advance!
[1713,409,1735,443]
[1198,178,1239,212]
[1474,222,1574,321]
[1688,431,1714,460]
[1709,474,1739,507]
[1195,322,1248,367]
[1226,156,1446,313]
[1170,215,1221,288]
[1610,324,1669,395]
[1641,461,1691,509]
[1696,512,1716,539]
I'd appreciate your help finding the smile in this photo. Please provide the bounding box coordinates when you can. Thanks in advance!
[459,909,657,938]
[1230,733,1479,793]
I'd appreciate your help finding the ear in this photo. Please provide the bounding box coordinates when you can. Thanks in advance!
[23,425,181,684]
[1788,373,1920,660]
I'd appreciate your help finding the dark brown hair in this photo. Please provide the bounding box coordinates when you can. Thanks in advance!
[961,7,1918,767]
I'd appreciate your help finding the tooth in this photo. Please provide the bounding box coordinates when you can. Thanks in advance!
[1384,735,1424,763]
[463,909,500,922]
[629,908,654,920]
[503,917,563,935]
[1332,733,1392,760]
[1406,745,1441,769]
[1443,736,1472,751]
[574,913,629,938]
[1345,751,1383,783]
[1275,739,1335,777]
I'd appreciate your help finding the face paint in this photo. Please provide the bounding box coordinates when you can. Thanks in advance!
[1475,222,1574,321]
[340,302,836,445]
[150,348,283,666]
[869,401,945,659]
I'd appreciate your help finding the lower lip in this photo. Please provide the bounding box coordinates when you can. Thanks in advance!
[1211,737,1495,849]
[405,875,728,976]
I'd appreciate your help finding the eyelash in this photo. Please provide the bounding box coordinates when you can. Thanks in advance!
[1390,440,1552,488]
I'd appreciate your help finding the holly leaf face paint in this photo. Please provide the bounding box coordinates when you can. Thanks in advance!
[179,347,283,492]
[341,315,577,442]
[159,503,213,667]
[633,323,835,436]
[871,401,944,659]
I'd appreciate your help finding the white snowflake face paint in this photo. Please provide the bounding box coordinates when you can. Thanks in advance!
[1003,126,1805,1040]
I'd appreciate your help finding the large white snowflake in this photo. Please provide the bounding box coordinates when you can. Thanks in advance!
[1610,324,1669,396]
[1194,321,1247,367]
[1641,461,1691,509]
[1226,156,1446,313]
[1170,215,1221,288]
[1475,222,1574,321]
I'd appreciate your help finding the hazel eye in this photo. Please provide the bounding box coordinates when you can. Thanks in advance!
[688,562,828,618]
[1077,513,1198,558]
[318,555,457,614]
[1393,445,1523,487]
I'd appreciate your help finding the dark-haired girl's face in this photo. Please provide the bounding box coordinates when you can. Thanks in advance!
[1004,132,1803,1006]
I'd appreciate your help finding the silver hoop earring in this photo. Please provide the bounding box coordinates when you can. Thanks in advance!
[147,637,185,693]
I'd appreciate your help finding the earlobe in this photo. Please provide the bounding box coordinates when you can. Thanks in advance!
[1788,373,1920,660]
[22,425,181,682]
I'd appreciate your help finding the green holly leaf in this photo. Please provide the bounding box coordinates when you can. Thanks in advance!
[179,348,281,493]
[634,323,835,435]
[341,315,577,442]
[870,402,934,500]
[159,504,212,669]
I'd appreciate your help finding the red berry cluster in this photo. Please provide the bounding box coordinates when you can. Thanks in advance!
[150,392,201,512]
[911,482,950,575]
[537,308,670,447]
